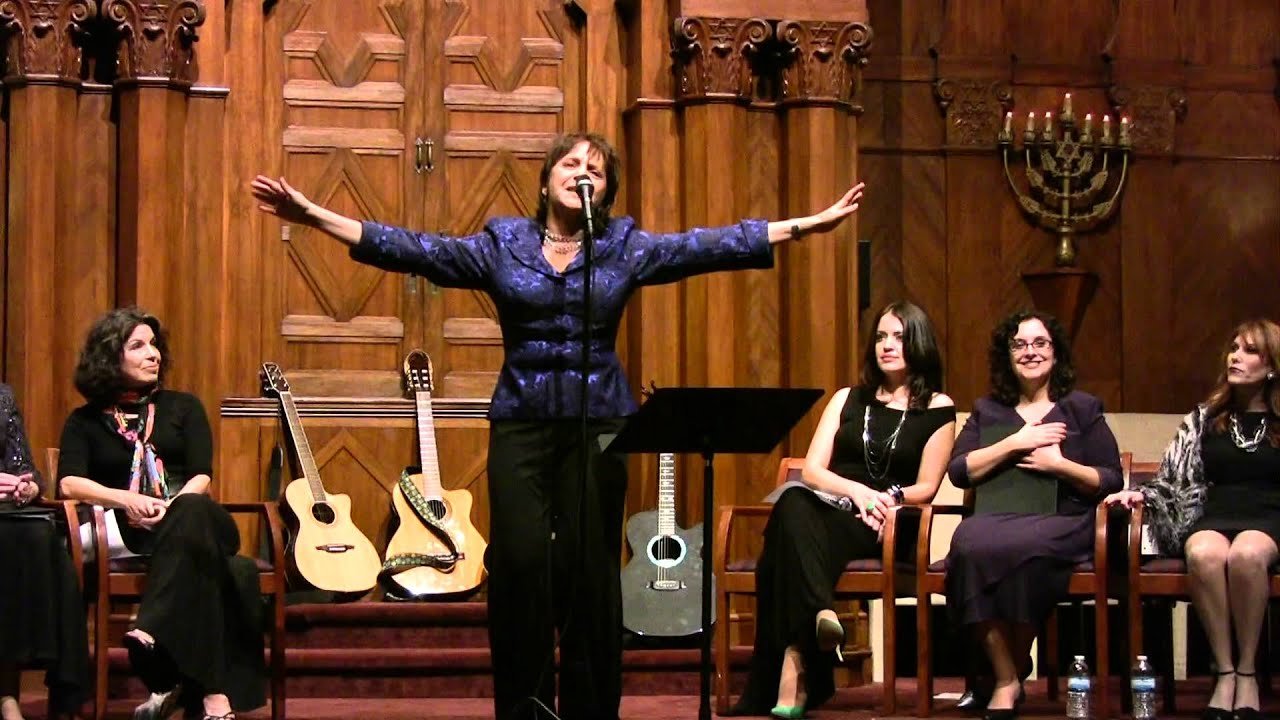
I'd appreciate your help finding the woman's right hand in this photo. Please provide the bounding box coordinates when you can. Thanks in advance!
[120,493,167,524]
[0,471,21,500]
[250,175,315,225]
[849,483,890,529]
[1007,420,1068,452]
[1102,489,1145,509]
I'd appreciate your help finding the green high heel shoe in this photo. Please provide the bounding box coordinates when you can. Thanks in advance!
[769,704,805,719]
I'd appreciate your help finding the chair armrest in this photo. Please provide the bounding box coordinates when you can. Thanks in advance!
[91,504,110,587]
[915,504,968,571]
[713,504,772,577]
[883,504,923,571]
[1092,502,1109,590]
[35,498,85,589]
[1127,504,1145,584]
[221,501,288,575]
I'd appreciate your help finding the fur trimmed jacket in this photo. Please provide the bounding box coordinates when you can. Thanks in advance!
[1139,406,1209,556]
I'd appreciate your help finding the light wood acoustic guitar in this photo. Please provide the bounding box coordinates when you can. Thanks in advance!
[261,362,381,594]
[380,349,488,599]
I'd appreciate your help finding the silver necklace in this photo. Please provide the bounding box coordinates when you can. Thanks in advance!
[1229,413,1267,452]
[862,403,908,484]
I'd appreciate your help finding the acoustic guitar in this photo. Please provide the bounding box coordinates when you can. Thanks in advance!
[380,349,487,599]
[261,362,381,594]
[620,452,714,637]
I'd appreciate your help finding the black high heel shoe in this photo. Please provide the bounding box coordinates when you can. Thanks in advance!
[1233,670,1263,720]
[815,613,846,662]
[1201,668,1238,720]
[981,682,1025,720]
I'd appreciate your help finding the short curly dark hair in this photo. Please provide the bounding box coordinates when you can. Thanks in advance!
[987,310,1076,406]
[73,307,169,406]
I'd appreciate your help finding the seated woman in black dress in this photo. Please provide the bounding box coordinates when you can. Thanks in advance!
[57,308,265,720]
[729,300,956,718]
[0,385,88,720]
[1105,318,1280,720]
[945,310,1122,720]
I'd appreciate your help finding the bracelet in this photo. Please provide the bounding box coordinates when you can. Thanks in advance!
[887,484,905,504]
[790,223,803,240]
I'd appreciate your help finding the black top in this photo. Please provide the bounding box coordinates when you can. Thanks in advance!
[57,390,213,492]
[1199,411,1280,518]
[828,388,956,491]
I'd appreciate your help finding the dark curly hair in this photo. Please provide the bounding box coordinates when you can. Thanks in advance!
[534,132,620,237]
[988,310,1075,406]
[73,307,169,406]
[858,301,944,410]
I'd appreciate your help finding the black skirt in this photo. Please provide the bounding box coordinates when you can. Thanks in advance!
[0,508,90,712]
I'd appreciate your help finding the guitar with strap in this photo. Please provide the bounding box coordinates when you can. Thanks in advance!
[379,349,487,599]
[261,362,381,594]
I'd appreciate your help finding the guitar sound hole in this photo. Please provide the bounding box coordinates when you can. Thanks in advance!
[426,499,447,520]
[310,502,336,525]
[646,535,686,569]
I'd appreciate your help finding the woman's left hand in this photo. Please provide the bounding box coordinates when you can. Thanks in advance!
[1017,443,1066,474]
[807,182,865,235]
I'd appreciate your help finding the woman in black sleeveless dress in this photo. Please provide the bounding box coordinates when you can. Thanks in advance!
[728,301,957,718]
[1107,319,1280,720]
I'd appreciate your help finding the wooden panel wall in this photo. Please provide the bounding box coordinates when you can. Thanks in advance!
[860,0,1280,414]
[2,1,1277,564]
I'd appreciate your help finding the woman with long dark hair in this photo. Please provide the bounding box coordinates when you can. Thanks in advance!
[945,310,1123,720]
[1106,319,1280,720]
[251,133,865,720]
[728,301,956,718]
[58,308,265,720]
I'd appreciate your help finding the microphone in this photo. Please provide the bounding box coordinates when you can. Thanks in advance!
[573,174,595,233]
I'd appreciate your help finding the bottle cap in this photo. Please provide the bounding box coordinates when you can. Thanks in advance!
[1074,655,1085,660]
[1137,655,1147,660]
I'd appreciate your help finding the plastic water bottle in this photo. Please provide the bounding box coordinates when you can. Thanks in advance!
[1066,655,1092,720]
[1131,655,1157,720]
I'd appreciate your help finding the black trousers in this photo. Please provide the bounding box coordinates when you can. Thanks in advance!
[733,487,880,714]
[486,418,627,720]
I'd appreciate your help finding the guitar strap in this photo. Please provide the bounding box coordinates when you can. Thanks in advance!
[379,469,463,601]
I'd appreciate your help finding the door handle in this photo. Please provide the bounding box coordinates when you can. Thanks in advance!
[414,137,435,174]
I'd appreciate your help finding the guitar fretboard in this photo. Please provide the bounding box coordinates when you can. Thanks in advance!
[416,390,444,498]
[279,390,325,502]
[657,453,676,536]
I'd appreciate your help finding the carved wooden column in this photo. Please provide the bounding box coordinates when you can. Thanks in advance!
[105,0,204,319]
[777,15,871,445]
[1,0,98,450]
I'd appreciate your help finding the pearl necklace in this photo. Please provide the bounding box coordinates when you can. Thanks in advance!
[542,228,583,256]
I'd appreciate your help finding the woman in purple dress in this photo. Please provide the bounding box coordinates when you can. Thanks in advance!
[945,311,1123,720]
[250,133,865,720]
[1106,319,1280,720]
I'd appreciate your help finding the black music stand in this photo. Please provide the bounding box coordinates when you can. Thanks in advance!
[608,387,823,720]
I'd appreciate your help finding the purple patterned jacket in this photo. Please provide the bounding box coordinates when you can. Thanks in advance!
[352,216,773,419]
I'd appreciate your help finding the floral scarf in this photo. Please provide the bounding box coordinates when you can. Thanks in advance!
[108,389,170,500]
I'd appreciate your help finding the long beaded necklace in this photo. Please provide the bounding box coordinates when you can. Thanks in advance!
[1229,413,1268,452]
[542,228,583,256]
[862,402,908,485]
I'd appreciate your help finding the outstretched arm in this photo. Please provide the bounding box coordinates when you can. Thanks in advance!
[250,175,363,245]
[766,182,864,244]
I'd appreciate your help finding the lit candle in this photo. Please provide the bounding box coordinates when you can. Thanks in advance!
[1004,111,1013,134]
[1119,116,1131,146]
[1026,112,1036,133]
[1083,113,1093,138]
[1101,114,1112,143]
[1043,111,1053,137]
[1063,92,1073,118]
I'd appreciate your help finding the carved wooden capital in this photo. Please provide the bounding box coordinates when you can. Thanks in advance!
[0,0,97,82]
[102,0,204,83]
[933,78,1014,147]
[1106,84,1187,154]
[670,15,772,103]
[776,19,872,109]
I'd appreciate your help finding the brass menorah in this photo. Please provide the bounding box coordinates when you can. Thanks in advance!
[998,93,1132,267]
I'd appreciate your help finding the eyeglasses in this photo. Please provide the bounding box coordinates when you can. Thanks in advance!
[1009,338,1053,353]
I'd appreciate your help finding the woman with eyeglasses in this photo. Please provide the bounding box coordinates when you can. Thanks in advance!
[944,310,1123,720]
[1104,319,1280,720]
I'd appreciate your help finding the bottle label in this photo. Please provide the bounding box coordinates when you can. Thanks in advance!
[1131,677,1156,692]
[1068,677,1092,692]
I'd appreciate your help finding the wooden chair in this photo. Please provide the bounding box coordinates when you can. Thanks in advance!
[50,446,289,720]
[915,452,1131,718]
[712,457,920,715]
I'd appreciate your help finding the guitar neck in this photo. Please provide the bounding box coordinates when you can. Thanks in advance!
[415,390,444,498]
[279,390,325,500]
[657,452,676,536]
